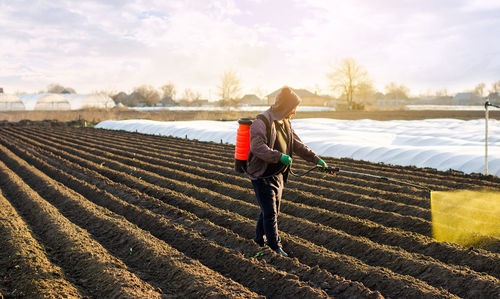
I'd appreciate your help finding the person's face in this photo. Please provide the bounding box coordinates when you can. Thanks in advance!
[284,107,296,119]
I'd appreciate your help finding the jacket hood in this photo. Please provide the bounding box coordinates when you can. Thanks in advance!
[269,87,301,120]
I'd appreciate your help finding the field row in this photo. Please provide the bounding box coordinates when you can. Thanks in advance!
[0,126,499,298]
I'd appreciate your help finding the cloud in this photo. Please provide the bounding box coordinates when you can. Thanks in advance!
[0,0,280,96]
[460,0,500,11]
[282,0,500,93]
[0,0,499,97]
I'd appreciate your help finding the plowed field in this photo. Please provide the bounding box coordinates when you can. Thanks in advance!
[0,126,499,298]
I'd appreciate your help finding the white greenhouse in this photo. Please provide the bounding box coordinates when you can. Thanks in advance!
[17,94,71,110]
[4,93,116,110]
[0,94,25,110]
[62,94,115,110]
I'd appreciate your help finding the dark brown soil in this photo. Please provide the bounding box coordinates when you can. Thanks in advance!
[0,125,499,298]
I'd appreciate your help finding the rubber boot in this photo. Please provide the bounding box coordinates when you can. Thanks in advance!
[275,247,288,257]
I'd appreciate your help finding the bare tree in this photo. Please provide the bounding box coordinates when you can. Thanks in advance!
[47,83,76,94]
[327,58,370,109]
[252,86,266,99]
[160,83,176,100]
[94,89,116,97]
[47,83,65,93]
[134,85,161,106]
[180,88,202,104]
[384,82,410,99]
[474,82,486,97]
[355,81,376,104]
[112,91,128,104]
[435,88,448,97]
[217,70,241,101]
[490,81,500,94]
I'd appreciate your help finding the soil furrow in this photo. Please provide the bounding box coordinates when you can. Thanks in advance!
[0,128,455,298]
[51,127,434,207]
[35,127,434,198]
[2,129,431,240]
[56,126,496,215]
[46,127,500,228]
[58,127,496,224]
[330,158,500,190]
[1,136,333,298]
[0,141,260,299]
[38,144,492,298]
[0,189,82,298]
[47,127,432,216]
[5,127,500,279]
[0,156,163,299]
[43,127,497,229]
[16,127,432,234]
[15,136,385,299]
[3,130,494,298]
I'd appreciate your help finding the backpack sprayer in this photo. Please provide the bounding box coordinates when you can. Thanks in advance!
[234,118,428,189]
[234,118,253,174]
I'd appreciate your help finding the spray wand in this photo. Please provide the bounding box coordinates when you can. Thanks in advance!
[292,164,430,191]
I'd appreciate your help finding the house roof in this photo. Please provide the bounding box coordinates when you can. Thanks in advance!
[241,94,261,101]
[266,88,317,98]
[453,92,478,100]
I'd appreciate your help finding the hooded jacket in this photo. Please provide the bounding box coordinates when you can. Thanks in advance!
[247,87,320,179]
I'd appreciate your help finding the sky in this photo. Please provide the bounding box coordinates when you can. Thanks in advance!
[1,0,499,99]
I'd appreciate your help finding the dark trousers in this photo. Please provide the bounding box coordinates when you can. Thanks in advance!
[251,173,284,250]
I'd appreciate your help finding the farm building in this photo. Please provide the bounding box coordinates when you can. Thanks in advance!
[238,94,265,106]
[266,88,326,106]
[17,94,71,110]
[452,92,483,105]
[62,94,115,110]
[0,93,25,110]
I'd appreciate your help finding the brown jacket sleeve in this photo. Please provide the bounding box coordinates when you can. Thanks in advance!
[291,125,320,164]
[249,118,282,163]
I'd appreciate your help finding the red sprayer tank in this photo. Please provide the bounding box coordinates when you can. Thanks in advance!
[234,118,253,172]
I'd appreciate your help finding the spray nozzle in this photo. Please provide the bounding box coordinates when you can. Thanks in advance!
[318,166,340,176]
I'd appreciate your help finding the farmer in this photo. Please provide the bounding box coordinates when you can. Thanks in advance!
[247,86,327,256]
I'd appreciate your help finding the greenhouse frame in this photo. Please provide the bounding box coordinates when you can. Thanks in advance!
[16,94,71,110]
[0,93,116,110]
[0,94,25,110]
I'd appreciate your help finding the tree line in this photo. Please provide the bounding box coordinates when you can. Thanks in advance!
[327,58,500,109]
[39,60,500,109]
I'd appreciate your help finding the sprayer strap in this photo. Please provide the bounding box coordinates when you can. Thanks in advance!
[256,114,271,144]
[246,114,271,164]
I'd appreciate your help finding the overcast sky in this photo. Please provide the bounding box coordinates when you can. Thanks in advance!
[1,0,499,99]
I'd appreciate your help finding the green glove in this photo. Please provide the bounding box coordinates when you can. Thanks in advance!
[317,158,327,168]
[280,154,292,165]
